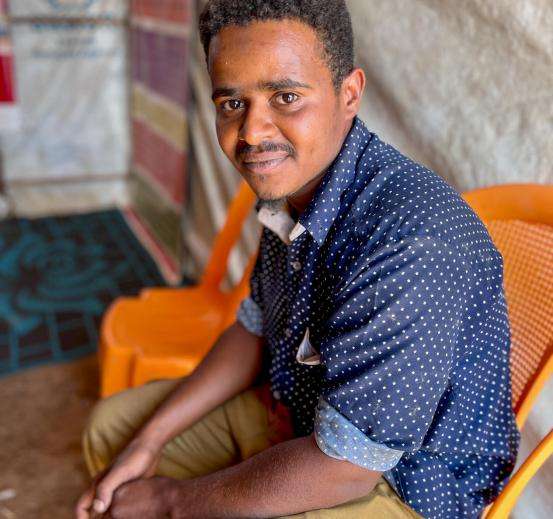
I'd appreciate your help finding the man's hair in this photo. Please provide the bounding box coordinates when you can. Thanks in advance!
[198,0,354,90]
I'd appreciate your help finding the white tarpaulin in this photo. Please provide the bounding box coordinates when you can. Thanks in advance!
[9,0,127,19]
[1,22,128,182]
[348,0,552,191]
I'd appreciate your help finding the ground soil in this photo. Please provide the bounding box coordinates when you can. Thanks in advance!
[0,356,99,519]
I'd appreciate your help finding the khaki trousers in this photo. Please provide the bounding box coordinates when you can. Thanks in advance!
[83,379,421,518]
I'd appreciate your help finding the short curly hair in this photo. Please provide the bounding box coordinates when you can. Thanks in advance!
[199,0,354,90]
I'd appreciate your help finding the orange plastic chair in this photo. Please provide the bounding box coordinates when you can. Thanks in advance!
[461,183,553,518]
[99,180,258,397]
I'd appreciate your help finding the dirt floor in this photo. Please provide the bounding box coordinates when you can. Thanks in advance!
[0,356,99,519]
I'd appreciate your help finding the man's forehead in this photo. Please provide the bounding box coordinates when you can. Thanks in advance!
[210,18,320,48]
[207,19,327,73]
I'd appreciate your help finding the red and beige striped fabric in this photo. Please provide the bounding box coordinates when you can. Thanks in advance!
[128,0,192,283]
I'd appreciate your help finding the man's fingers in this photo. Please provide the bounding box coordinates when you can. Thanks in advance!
[93,483,113,514]
[93,467,134,514]
[75,486,95,519]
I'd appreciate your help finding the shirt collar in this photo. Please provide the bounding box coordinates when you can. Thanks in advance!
[257,199,306,245]
[256,117,372,246]
[298,116,372,245]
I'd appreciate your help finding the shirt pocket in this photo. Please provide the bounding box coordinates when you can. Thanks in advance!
[295,327,321,366]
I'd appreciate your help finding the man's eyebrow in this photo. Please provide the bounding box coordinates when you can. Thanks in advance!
[211,78,312,101]
[211,87,239,101]
[257,78,313,91]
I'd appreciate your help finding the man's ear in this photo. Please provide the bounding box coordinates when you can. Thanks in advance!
[341,68,366,118]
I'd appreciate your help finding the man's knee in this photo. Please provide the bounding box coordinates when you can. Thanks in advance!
[82,392,127,475]
[82,380,179,476]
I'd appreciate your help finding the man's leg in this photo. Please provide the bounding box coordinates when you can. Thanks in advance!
[84,382,420,517]
[83,379,274,480]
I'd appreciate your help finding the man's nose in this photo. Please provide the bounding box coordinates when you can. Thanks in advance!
[238,104,277,146]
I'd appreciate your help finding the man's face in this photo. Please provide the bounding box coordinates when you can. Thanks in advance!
[208,19,352,202]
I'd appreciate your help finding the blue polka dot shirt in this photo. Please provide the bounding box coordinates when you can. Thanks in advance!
[236,117,520,518]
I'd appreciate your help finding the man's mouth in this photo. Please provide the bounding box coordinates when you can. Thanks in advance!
[241,154,289,173]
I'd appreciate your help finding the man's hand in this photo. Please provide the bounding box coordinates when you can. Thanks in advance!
[75,439,161,518]
[99,477,178,519]
[76,322,265,518]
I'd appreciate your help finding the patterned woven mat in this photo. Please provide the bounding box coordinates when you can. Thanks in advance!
[0,210,166,376]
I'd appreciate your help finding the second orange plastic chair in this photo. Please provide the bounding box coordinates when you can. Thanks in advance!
[462,183,553,518]
[99,180,258,397]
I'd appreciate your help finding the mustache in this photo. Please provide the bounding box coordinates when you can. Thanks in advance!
[237,141,295,158]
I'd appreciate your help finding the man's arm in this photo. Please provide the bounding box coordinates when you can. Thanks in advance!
[107,434,382,518]
[76,320,265,518]
[135,319,265,448]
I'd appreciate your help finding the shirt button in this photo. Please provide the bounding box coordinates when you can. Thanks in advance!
[284,328,293,338]
[272,390,281,400]
[291,260,302,271]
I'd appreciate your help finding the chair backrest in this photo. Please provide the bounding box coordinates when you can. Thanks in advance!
[462,183,553,429]
[200,180,258,288]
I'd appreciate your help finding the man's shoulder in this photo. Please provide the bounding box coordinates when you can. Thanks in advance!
[341,134,484,249]
[326,132,502,285]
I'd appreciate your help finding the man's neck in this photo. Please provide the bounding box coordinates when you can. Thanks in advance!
[286,200,300,221]
[286,117,355,216]
[285,167,328,216]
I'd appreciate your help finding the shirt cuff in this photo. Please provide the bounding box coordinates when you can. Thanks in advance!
[236,296,264,337]
[314,397,404,471]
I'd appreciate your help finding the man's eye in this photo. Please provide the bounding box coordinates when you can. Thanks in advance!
[221,99,244,112]
[275,93,299,105]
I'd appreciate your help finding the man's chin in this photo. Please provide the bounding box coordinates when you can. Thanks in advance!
[244,179,290,202]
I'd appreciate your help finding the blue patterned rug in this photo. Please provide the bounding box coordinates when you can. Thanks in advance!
[0,210,166,376]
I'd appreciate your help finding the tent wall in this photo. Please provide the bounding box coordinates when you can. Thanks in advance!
[348,0,552,191]
[0,0,129,217]
[127,0,192,283]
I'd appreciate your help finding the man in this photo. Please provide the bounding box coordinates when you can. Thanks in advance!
[76,1,519,517]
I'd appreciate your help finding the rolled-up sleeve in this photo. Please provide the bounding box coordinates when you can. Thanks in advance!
[315,397,404,471]
[236,296,264,337]
[314,235,474,464]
